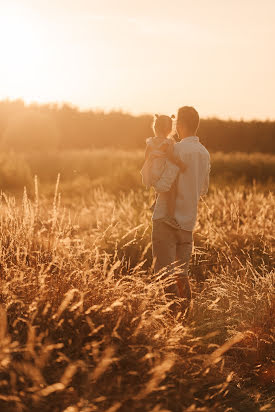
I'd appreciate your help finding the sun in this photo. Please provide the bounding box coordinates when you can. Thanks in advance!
[0,5,46,101]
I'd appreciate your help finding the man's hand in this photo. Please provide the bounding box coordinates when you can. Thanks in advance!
[178,161,186,173]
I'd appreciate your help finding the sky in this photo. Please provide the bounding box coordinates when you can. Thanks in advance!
[0,0,274,119]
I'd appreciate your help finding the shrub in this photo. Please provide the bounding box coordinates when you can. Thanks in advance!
[0,151,32,191]
[1,111,60,152]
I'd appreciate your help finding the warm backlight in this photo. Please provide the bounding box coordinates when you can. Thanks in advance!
[0,7,45,101]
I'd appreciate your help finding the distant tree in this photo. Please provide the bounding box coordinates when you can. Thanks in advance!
[1,110,60,152]
[0,99,274,153]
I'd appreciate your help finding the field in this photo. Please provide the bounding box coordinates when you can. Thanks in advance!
[0,150,274,412]
[1,150,275,193]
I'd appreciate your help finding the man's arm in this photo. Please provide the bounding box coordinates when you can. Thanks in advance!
[165,144,186,172]
[154,160,179,193]
[154,144,187,193]
[200,157,210,196]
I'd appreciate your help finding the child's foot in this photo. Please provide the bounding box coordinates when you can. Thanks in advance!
[163,217,181,230]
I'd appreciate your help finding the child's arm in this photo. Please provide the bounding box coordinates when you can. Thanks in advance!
[172,157,186,172]
[166,145,186,172]
[145,145,151,160]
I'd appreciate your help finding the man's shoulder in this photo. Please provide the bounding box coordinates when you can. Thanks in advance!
[174,141,181,150]
[198,142,210,157]
[175,140,209,157]
[174,141,185,157]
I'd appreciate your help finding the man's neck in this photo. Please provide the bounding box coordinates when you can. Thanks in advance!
[178,133,196,140]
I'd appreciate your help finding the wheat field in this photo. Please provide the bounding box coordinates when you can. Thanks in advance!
[0,153,274,412]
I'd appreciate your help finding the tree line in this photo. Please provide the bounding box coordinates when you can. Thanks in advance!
[0,99,274,153]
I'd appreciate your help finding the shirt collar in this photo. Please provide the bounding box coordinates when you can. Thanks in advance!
[180,136,199,144]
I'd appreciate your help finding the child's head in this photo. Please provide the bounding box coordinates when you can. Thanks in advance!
[153,114,175,138]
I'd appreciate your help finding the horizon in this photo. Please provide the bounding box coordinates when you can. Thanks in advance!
[2,97,274,122]
[1,0,275,121]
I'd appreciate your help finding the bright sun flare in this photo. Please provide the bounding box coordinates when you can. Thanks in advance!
[0,6,46,101]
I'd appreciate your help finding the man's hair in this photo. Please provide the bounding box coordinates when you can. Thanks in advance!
[177,106,200,134]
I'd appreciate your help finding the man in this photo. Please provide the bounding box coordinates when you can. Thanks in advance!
[152,106,210,304]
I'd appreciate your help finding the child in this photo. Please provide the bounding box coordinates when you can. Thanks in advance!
[140,114,186,229]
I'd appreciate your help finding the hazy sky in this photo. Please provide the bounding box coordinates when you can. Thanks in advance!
[1,0,274,119]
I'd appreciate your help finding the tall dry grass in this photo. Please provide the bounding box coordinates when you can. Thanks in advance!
[0,176,274,411]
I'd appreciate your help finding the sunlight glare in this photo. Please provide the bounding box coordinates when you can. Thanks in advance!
[0,6,46,100]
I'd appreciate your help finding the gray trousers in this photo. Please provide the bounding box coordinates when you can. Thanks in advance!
[152,219,193,300]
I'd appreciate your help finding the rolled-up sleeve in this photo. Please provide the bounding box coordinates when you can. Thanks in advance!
[200,158,210,196]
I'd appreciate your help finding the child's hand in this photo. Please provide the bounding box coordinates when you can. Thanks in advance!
[179,162,186,172]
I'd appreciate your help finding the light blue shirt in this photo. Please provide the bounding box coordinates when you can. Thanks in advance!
[153,136,210,231]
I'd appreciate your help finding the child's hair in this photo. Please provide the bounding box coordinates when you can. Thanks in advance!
[153,114,175,137]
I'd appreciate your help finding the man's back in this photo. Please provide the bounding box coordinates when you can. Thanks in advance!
[153,136,210,231]
[174,136,210,230]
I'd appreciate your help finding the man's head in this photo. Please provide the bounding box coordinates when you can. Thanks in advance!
[176,106,200,138]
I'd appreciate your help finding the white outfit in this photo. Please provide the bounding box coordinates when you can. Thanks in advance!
[153,136,210,231]
[140,137,179,189]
